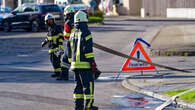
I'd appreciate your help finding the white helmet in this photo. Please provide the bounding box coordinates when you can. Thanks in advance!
[45,13,55,23]
[64,5,74,16]
[74,11,88,23]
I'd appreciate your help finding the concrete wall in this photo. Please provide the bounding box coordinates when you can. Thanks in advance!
[123,0,130,15]
[142,0,195,17]
[116,0,142,15]
[129,0,142,15]
[167,8,195,18]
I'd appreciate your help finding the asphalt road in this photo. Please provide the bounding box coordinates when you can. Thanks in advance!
[1,16,195,110]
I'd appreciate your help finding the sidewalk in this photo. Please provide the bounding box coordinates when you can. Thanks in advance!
[122,72,195,109]
[149,24,195,56]
[105,16,195,21]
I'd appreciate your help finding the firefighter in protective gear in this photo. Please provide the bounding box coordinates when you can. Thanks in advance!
[59,5,75,80]
[41,13,65,79]
[66,11,98,110]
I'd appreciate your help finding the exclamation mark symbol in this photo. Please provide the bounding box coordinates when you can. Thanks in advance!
[137,51,140,59]
[137,51,140,66]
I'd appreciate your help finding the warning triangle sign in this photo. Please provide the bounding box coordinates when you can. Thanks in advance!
[122,42,155,71]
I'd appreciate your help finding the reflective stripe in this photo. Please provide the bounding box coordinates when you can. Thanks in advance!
[54,68,61,72]
[71,28,76,32]
[73,94,84,99]
[59,39,64,42]
[86,82,94,108]
[49,48,58,53]
[84,95,94,99]
[58,33,63,36]
[85,35,92,41]
[47,33,63,44]
[68,58,72,63]
[76,32,81,62]
[71,62,90,69]
[59,45,64,50]
[64,32,70,37]
[85,53,94,58]
[61,62,70,69]
[47,36,52,40]
[47,36,57,44]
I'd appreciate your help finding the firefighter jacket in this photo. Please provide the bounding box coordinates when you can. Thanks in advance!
[64,14,74,40]
[44,23,64,53]
[67,23,94,70]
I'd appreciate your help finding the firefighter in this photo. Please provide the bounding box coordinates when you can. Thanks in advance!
[67,11,98,110]
[41,13,65,79]
[58,5,75,80]
[63,5,74,40]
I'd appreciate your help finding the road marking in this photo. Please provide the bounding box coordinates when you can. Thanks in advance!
[17,54,29,57]
[98,75,131,80]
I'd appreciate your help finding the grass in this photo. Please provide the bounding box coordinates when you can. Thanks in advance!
[163,88,195,102]
[88,16,104,23]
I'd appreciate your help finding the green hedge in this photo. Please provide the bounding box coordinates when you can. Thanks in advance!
[88,10,104,18]
[88,16,104,23]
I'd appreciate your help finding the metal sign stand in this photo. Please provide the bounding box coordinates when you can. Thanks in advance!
[115,37,153,80]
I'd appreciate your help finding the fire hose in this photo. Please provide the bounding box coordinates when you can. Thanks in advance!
[93,42,191,73]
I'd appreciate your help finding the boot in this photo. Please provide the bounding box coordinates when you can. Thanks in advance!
[75,108,84,110]
[56,76,69,80]
[85,106,98,110]
[51,73,60,78]
[57,68,69,80]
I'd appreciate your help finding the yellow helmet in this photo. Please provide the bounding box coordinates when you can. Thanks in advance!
[45,13,55,22]
[74,11,88,23]
[64,5,74,16]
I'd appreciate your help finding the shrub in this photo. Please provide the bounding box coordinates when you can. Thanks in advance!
[88,10,104,17]
[88,16,103,23]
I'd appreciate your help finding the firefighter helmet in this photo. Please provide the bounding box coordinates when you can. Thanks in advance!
[64,5,74,16]
[44,13,55,23]
[74,10,88,23]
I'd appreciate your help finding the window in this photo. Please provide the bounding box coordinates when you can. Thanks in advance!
[41,5,61,13]
[24,7,34,12]
[22,0,36,3]
[13,6,24,13]
[32,6,39,12]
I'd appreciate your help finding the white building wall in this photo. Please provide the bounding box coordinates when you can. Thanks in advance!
[167,8,195,18]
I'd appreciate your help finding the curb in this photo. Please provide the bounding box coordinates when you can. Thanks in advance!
[148,24,195,56]
[104,16,195,21]
[121,79,195,109]
[124,18,195,22]
[150,49,195,56]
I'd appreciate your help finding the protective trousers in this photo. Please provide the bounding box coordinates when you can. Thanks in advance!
[61,53,70,79]
[49,53,62,76]
[73,70,94,110]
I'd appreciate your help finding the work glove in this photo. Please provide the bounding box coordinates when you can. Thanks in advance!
[41,39,48,47]
[93,68,102,80]
[90,61,96,70]
[90,61,102,80]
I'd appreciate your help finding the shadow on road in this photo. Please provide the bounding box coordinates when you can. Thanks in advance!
[0,69,75,83]
[90,26,145,32]
[0,37,44,57]
[130,73,195,79]
[0,69,125,83]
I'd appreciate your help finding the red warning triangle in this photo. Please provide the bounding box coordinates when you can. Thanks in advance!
[122,42,155,71]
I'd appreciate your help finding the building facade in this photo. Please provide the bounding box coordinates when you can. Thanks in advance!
[142,0,195,18]
[2,0,195,18]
